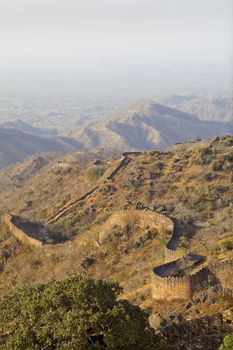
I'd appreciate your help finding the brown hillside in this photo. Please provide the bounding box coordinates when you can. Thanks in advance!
[71,100,232,150]
[0,136,232,322]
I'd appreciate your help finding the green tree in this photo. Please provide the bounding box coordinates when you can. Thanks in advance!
[0,275,166,350]
[219,333,233,350]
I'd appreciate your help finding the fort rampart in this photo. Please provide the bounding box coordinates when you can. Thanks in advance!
[99,209,174,244]
[151,270,192,301]
[209,259,233,290]
[152,215,233,301]
[0,214,42,247]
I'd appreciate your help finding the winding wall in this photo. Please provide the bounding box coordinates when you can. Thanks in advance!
[1,149,232,301]
[98,209,174,244]
[151,217,233,301]
[0,214,42,247]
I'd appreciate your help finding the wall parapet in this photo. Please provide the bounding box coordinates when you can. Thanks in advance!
[99,209,174,244]
[151,270,192,301]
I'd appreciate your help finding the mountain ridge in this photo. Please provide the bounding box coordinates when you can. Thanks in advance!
[72,100,232,151]
[0,128,83,168]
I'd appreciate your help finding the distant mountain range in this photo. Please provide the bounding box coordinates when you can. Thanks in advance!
[0,98,232,168]
[0,128,83,168]
[71,100,232,151]
[163,92,233,122]
[0,119,58,136]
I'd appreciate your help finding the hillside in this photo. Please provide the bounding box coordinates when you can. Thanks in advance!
[0,118,58,136]
[0,135,232,349]
[164,93,233,122]
[0,128,83,168]
[71,100,232,151]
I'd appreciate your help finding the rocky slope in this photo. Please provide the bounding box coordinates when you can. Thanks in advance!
[0,135,232,349]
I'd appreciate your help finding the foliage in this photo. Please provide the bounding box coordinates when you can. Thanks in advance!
[219,333,233,350]
[220,237,233,251]
[87,166,107,182]
[212,160,224,171]
[193,146,215,165]
[0,275,166,350]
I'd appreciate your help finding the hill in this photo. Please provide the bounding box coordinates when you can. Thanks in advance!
[0,136,232,349]
[164,93,233,122]
[71,100,232,151]
[0,118,58,136]
[0,128,83,168]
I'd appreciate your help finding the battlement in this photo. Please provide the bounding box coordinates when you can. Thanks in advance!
[151,270,192,300]
[209,259,233,272]
[164,247,185,262]
[209,259,233,290]
[99,209,173,244]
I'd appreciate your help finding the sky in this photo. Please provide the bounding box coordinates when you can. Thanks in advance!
[0,0,232,67]
[0,0,232,100]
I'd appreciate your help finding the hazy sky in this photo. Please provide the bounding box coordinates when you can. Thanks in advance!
[0,0,232,69]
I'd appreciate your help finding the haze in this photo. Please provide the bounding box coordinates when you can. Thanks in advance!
[0,0,232,127]
[0,0,232,65]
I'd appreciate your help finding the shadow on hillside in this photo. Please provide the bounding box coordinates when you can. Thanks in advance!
[12,215,68,244]
[167,218,198,250]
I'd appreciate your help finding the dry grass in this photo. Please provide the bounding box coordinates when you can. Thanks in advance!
[0,136,232,319]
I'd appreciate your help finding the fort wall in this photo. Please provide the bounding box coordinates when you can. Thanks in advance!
[0,214,42,247]
[152,255,233,301]
[209,259,233,290]
[151,271,192,301]
[99,209,174,244]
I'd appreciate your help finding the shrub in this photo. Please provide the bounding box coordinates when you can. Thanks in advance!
[148,150,160,156]
[87,166,106,182]
[212,160,224,171]
[193,146,214,165]
[0,275,166,350]
[219,333,233,350]
[220,237,233,251]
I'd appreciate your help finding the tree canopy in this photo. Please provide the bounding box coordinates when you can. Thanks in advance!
[0,275,166,350]
[219,333,233,350]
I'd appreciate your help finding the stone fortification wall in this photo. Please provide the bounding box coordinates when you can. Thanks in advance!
[98,209,193,300]
[151,270,192,301]
[107,152,142,181]
[209,259,233,290]
[99,209,173,244]
[151,211,192,300]
[0,214,42,247]
[106,156,131,181]
[164,247,184,262]
[152,252,233,301]
[164,220,185,261]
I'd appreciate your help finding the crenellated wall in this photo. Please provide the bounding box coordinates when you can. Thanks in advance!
[164,247,185,262]
[151,203,233,301]
[209,259,233,290]
[151,271,192,301]
[99,209,174,244]
[0,214,43,247]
